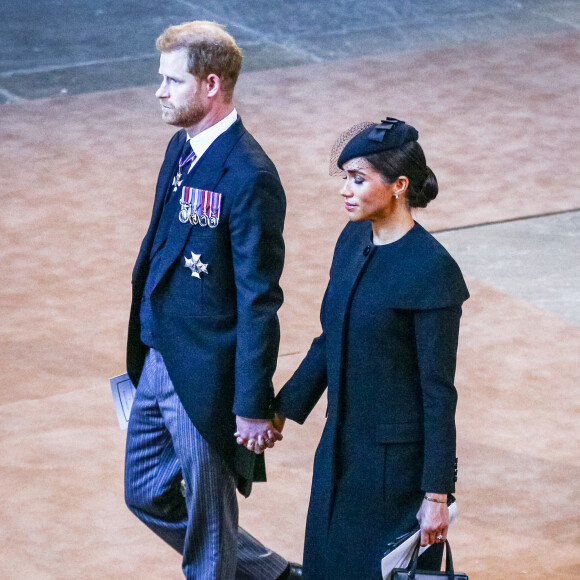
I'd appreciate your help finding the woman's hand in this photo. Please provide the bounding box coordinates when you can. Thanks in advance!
[416,494,449,546]
[234,415,284,455]
[272,413,286,434]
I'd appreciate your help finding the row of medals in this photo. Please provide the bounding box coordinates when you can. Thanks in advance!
[174,160,219,228]
[179,208,218,228]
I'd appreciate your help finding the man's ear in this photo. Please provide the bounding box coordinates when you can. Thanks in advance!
[205,74,221,98]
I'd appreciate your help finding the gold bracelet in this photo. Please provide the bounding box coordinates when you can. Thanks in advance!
[424,495,447,504]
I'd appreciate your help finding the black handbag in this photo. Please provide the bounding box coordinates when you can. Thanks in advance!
[391,540,468,580]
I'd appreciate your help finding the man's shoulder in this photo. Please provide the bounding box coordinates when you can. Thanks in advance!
[226,122,279,175]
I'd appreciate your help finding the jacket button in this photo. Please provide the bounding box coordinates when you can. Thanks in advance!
[363,246,371,256]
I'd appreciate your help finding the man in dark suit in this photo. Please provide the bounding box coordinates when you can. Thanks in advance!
[124,20,300,579]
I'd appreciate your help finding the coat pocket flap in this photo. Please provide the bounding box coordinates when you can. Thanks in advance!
[376,422,424,443]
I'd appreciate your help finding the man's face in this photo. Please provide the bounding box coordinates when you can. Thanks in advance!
[155,48,208,130]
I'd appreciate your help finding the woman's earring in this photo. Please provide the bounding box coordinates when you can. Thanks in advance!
[394,193,399,199]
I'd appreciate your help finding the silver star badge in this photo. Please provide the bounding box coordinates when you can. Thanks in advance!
[184,251,208,279]
[172,174,183,192]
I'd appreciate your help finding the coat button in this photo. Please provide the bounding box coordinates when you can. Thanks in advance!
[363,245,371,256]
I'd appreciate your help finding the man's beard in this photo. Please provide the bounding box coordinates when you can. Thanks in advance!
[163,98,208,129]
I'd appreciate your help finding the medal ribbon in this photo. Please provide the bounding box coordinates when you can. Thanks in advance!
[180,187,222,226]
[192,188,202,218]
[180,186,194,207]
[202,190,210,217]
[210,191,222,220]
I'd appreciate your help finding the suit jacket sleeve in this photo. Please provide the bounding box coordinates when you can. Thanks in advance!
[414,305,462,493]
[230,170,286,419]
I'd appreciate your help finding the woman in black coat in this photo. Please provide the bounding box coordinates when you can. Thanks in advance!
[241,118,469,579]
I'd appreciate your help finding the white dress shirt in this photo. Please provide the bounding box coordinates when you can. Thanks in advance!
[185,108,238,173]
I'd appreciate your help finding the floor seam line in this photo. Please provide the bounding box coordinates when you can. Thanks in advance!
[432,208,580,234]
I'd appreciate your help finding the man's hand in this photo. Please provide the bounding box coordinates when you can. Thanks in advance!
[234,416,284,455]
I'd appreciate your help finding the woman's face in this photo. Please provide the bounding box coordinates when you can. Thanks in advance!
[340,157,398,222]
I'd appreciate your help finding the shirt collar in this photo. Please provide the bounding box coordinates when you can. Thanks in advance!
[186,108,238,161]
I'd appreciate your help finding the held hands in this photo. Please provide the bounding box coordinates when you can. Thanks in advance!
[234,414,286,455]
[416,494,449,546]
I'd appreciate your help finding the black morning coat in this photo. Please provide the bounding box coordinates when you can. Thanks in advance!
[127,118,286,497]
[275,221,469,579]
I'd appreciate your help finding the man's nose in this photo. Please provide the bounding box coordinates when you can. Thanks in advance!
[156,80,168,98]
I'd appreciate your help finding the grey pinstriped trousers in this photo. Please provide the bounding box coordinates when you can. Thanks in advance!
[124,349,288,579]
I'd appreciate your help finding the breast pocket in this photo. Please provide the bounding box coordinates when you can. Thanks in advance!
[377,423,424,499]
[188,222,218,238]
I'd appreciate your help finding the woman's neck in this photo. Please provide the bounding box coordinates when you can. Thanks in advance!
[371,210,415,245]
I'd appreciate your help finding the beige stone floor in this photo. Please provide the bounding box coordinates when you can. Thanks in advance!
[0,31,579,578]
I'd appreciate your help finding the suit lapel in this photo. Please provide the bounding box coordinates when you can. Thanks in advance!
[132,130,187,283]
[149,118,246,292]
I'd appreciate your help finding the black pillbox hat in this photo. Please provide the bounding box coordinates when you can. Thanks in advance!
[337,117,419,169]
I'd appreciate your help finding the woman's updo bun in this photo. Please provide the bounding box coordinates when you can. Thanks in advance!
[366,141,439,208]
[408,165,438,208]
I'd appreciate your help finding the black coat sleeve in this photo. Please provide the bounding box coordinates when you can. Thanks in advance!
[414,305,462,493]
[275,288,329,424]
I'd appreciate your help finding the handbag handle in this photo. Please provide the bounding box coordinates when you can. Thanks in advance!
[407,540,455,578]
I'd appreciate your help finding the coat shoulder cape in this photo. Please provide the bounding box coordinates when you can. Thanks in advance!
[333,220,469,310]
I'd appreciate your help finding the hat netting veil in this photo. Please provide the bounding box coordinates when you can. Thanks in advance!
[329,121,375,176]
